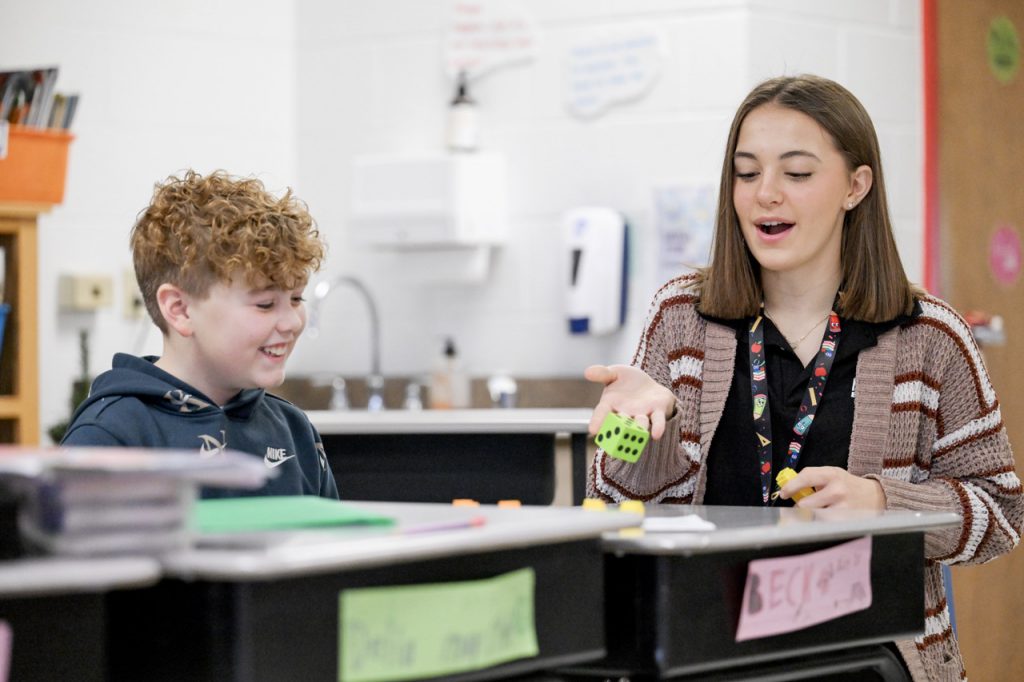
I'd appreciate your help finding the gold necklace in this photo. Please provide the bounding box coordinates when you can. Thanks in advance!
[765,310,831,349]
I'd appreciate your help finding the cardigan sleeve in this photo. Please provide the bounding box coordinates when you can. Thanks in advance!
[874,300,1022,565]
[587,277,705,503]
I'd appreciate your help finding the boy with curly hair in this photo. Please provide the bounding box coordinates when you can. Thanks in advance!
[62,170,339,499]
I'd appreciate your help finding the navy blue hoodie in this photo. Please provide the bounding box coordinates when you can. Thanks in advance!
[61,353,339,499]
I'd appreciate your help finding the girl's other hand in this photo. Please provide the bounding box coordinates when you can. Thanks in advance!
[779,466,886,510]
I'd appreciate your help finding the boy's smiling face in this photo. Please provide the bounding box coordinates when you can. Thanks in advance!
[171,272,307,405]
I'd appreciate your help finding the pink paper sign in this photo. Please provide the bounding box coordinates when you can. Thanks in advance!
[990,224,1022,286]
[736,536,872,642]
[0,619,11,682]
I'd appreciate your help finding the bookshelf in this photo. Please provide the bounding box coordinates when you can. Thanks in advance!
[0,69,75,445]
[0,202,41,444]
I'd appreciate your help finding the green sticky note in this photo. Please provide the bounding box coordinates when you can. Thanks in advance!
[338,568,538,682]
[194,496,394,533]
[988,16,1020,84]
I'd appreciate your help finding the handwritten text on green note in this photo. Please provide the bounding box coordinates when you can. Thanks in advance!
[338,568,538,682]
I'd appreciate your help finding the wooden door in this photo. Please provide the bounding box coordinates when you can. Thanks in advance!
[931,1,1024,678]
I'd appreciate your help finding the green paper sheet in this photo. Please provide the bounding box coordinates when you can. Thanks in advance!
[339,568,538,682]
[194,496,395,533]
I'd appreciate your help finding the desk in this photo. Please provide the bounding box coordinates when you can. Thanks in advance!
[0,557,160,681]
[107,502,638,681]
[567,505,960,680]
[309,409,592,505]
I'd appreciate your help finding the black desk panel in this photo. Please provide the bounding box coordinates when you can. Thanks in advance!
[323,433,557,505]
[570,533,922,680]
[0,592,109,681]
[107,539,606,682]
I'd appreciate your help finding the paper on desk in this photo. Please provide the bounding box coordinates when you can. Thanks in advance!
[339,567,538,682]
[0,446,269,489]
[194,496,394,533]
[642,515,717,532]
[735,535,872,642]
[0,619,10,682]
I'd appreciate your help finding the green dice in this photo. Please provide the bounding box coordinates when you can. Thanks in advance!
[595,412,649,463]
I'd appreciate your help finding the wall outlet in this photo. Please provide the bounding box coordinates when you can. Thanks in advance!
[123,269,145,319]
[58,274,114,311]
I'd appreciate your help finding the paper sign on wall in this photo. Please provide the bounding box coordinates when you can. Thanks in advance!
[989,223,1022,287]
[566,24,667,118]
[653,183,715,284]
[736,536,873,642]
[987,16,1020,84]
[338,568,538,682]
[444,1,538,79]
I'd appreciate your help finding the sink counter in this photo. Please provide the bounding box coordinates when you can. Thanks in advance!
[306,407,592,435]
[308,408,595,505]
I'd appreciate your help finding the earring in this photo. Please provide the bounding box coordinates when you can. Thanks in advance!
[847,203,854,209]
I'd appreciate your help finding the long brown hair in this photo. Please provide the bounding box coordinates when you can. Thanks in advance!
[694,75,918,321]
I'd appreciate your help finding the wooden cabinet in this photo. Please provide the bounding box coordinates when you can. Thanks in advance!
[0,202,41,444]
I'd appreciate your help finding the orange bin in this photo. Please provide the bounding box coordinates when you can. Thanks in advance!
[0,124,74,204]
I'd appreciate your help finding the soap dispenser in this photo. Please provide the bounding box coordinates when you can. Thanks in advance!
[445,71,479,152]
[429,337,471,409]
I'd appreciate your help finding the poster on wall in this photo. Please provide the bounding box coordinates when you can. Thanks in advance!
[653,183,715,285]
[565,24,667,119]
[987,15,1020,84]
[989,223,1021,287]
[444,1,538,80]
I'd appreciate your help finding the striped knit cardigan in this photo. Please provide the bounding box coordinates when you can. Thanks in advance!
[589,274,1023,682]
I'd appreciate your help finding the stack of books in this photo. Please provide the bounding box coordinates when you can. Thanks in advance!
[0,446,268,556]
[0,66,79,130]
[21,473,193,555]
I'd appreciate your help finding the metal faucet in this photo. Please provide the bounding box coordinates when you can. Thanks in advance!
[306,275,385,411]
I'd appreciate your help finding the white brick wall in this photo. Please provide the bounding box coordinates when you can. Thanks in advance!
[1,0,922,439]
[1,0,298,440]
[291,0,924,382]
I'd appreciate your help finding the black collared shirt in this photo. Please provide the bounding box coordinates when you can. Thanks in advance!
[701,304,919,507]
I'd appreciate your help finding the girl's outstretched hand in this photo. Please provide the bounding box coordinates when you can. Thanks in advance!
[585,364,676,440]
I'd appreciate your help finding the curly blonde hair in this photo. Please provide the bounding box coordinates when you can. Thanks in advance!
[130,170,325,333]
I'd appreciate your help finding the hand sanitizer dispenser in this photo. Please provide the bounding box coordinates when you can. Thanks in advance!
[563,207,628,335]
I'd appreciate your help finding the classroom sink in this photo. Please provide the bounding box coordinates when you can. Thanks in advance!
[276,375,602,412]
[306,408,594,506]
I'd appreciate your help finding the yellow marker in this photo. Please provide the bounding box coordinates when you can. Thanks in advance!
[451,498,480,507]
[774,467,815,502]
[581,498,607,511]
[618,527,645,538]
[497,499,521,508]
[619,500,646,515]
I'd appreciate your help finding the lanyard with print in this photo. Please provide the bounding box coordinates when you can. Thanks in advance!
[748,310,841,505]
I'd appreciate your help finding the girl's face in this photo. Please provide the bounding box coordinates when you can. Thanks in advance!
[732,103,870,283]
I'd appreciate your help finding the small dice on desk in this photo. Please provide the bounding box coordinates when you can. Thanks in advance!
[595,412,650,463]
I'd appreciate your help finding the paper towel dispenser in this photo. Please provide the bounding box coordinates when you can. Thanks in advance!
[564,207,628,335]
[350,152,507,248]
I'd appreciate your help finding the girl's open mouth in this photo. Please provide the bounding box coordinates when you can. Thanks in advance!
[757,221,794,236]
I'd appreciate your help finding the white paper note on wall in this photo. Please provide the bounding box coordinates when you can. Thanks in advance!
[565,25,667,118]
[444,0,538,79]
[653,183,715,284]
